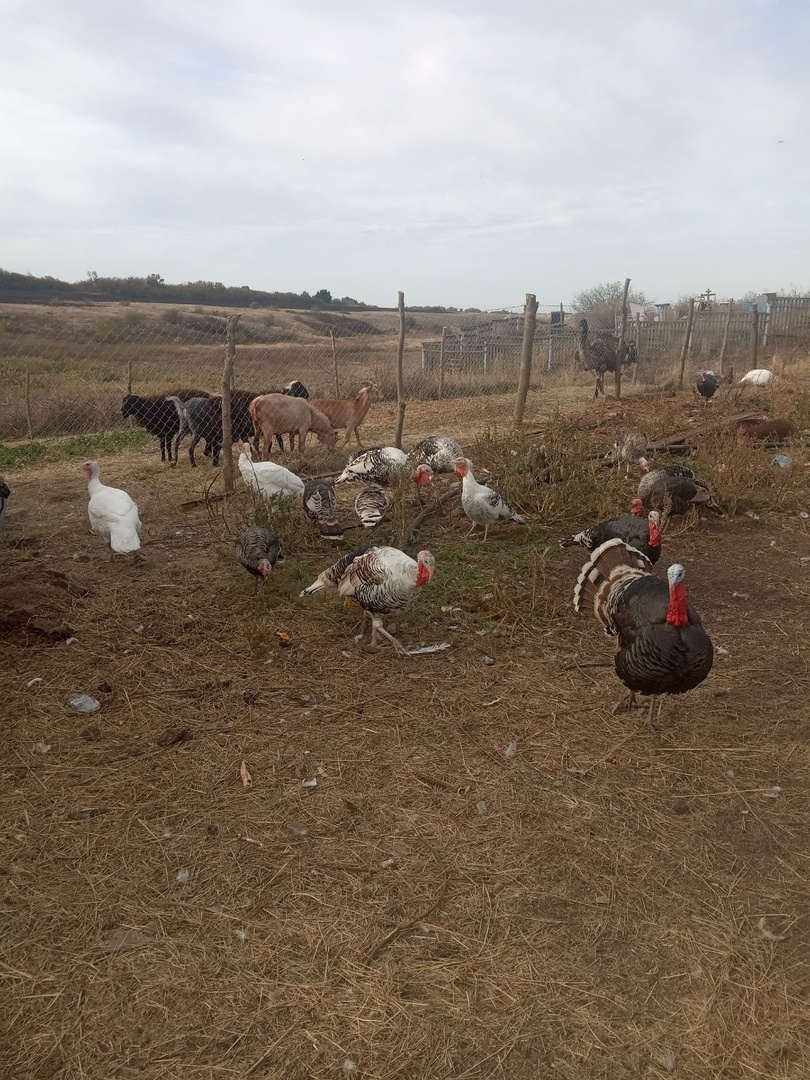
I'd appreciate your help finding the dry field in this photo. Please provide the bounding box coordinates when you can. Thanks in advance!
[2,382,810,1080]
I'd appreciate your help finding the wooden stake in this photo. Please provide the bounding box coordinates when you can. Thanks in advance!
[513,293,538,427]
[25,370,33,440]
[615,277,630,400]
[394,291,406,449]
[438,325,447,400]
[719,299,733,376]
[751,305,760,370]
[632,313,641,384]
[222,314,240,493]
[126,357,133,395]
[677,298,695,390]
[330,330,340,397]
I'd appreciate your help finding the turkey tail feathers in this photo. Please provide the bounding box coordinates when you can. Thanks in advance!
[573,538,652,618]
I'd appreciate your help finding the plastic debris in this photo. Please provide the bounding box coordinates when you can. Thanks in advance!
[36,740,52,753]
[302,778,318,789]
[716,647,730,657]
[26,678,43,688]
[758,916,786,941]
[176,869,190,884]
[476,800,488,815]
[772,454,792,468]
[406,642,452,655]
[380,858,395,869]
[66,693,100,713]
[504,740,518,759]
[65,637,79,645]
[235,929,248,942]
[763,785,783,799]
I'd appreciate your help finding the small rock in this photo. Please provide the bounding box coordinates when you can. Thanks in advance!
[482,655,495,666]
[176,868,190,884]
[656,1050,677,1072]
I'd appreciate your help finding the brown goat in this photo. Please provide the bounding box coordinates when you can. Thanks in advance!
[309,383,380,447]
[248,395,337,459]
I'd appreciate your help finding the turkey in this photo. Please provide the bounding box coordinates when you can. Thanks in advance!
[409,436,464,474]
[234,526,283,591]
[453,457,526,540]
[300,544,436,654]
[82,461,141,556]
[561,510,662,565]
[637,459,697,497]
[573,538,713,731]
[302,478,343,542]
[611,430,648,476]
[0,474,10,530]
[238,443,304,499]
[641,474,722,516]
[354,487,390,528]
[739,368,775,386]
[413,464,434,485]
[696,370,720,403]
[335,446,408,485]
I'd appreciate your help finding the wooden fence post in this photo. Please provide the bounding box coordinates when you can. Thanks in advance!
[25,371,33,440]
[615,277,630,400]
[632,313,641,384]
[330,330,340,397]
[394,292,406,449]
[751,305,760,370]
[719,299,733,376]
[513,293,539,427]
[438,325,447,400]
[222,314,240,494]
[677,298,695,390]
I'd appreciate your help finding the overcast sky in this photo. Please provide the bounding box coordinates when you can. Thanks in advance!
[1,0,808,308]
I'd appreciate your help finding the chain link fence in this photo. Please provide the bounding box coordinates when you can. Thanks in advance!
[2,297,809,443]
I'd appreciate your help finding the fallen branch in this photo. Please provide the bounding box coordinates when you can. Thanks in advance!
[402,483,461,546]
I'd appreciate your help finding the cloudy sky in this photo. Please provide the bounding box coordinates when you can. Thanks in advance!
[1,0,808,308]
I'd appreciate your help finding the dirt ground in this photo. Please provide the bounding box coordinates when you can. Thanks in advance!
[2,388,810,1080]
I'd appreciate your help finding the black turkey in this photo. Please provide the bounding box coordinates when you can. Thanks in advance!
[561,509,662,564]
[573,538,713,731]
[302,478,343,541]
[696,370,720,403]
[234,526,283,591]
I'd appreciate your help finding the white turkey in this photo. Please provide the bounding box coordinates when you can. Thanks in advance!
[453,457,526,540]
[739,368,775,386]
[561,509,662,565]
[354,486,390,528]
[0,474,10,530]
[238,443,304,499]
[302,478,343,541]
[300,544,436,654]
[573,538,713,731]
[409,436,464,474]
[234,526,283,591]
[82,461,141,556]
[335,446,408,485]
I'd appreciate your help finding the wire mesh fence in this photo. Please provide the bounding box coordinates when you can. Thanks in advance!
[1,296,809,443]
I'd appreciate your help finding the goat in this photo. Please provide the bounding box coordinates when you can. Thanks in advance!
[121,390,211,461]
[171,382,311,466]
[576,321,637,400]
[249,394,337,459]
[309,383,380,447]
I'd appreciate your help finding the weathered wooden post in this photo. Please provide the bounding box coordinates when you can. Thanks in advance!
[615,277,630,399]
[719,299,734,376]
[394,291,406,449]
[751,305,760,370]
[330,330,340,397]
[513,293,538,427]
[222,314,240,494]
[677,298,695,390]
[25,371,33,440]
[437,325,447,400]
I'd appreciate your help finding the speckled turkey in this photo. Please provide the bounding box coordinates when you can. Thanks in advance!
[408,436,464,474]
[573,538,713,730]
[354,487,390,528]
[302,478,343,541]
[335,446,408,485]
[234,526,283,591]
[637,461,722,515]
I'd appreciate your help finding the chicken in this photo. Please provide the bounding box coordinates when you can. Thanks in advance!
[300,544,436,654]
[302,478,343,541]
[82,461,141,556]
[354,487,390,528]
[453,457,526,540]
[238,443,304,499]
[234,526,283,592]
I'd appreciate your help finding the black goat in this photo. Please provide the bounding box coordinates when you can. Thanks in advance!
[172,382,310,467]
[121,390,211,461]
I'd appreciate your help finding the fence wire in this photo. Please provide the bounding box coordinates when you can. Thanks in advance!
[1,299,809,442]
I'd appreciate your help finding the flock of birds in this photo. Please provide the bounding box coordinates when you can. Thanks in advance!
[76,399,739,732]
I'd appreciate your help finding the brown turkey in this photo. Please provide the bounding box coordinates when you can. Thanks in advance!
[573,538,714,731]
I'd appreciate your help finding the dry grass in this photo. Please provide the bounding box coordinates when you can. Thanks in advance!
[2,383,810,1080]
